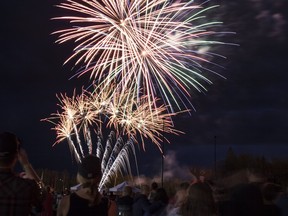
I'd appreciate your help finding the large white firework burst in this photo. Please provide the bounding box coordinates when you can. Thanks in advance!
[53,0,230,112]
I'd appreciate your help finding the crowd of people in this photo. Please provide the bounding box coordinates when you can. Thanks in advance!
[1,131,288,216]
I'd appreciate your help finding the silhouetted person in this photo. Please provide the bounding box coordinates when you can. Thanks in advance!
[116,185,134,216]
[149,188,169,216]
[262,183,281,216]
[230,183,264,215]
[149,182,158,202]
[219,170,266,216]
[0,131,42,215]
[276,186,288,216]
[166,181,190,216]
[133,184,151,216]
[57,155,117,216]
[179,182,216,216]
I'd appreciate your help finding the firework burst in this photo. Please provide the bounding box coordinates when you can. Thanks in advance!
[43,84,183,152]
[46,0,235,181]
[42,85,181,185]
[53,0,230,112]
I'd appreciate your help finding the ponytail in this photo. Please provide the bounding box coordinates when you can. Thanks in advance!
[77,174,102,206]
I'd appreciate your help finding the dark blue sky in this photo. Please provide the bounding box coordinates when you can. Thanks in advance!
[1,0,288,177]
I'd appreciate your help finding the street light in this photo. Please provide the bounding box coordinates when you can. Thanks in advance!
[161,121,165,187]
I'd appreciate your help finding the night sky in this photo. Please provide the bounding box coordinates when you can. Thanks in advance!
[1,0,288,177]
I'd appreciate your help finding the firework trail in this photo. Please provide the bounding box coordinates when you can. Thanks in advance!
[101,131,114,172]
[46,0,234,185]
[43,111,137,187]
[53,0,232,112]
[101,136,124,182]
[99,139,137,189]
[42,85,180,184]
[44,84,182,151]
[96,132,104,159]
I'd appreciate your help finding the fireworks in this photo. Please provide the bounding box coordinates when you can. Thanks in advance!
[98,133,137,189]
[43,84,183,152]
[46,0,232,183]
[53,0,228,112]
[43,86,179,186]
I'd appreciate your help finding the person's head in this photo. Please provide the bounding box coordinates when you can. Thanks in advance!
[46,185,52,193]
[0,132,20,168]
[123,185,133,197]
[140,184,150,196]
[262,183,282,202]
[180,183,215,216]
[77,154,102,185]
[151,181,158,191]
[187,183,214,201]
[76,155,102,206]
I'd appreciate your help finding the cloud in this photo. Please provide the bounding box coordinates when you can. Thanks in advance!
[164,151,194,180]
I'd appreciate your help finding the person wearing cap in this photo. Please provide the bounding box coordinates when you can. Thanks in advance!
[57,154,117,216]
[0,131,43,215]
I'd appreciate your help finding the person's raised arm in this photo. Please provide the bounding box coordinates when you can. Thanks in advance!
[18,148,42,185]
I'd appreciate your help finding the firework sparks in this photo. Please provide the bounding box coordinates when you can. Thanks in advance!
[43,103,138,187]
[99,139,137,189]
[43,84,183,152]
[45,0,235,184]
[53,0,230,112]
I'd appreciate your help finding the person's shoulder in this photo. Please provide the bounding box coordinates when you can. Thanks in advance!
[60,194,71,209]
[61,194,70,203]
[57,194,70,216]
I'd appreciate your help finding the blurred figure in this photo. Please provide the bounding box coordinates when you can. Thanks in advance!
[133,184,151,216]
[148,182,158,202]
[174,182,190,207]
[262,183,282,216]
[0,131,43,215]
[116,185,134,216]
[166,182,190,216]
[57,155,117,216]
[276,186,288,216]
[41,185,54,216]
[149,188,169,216]
[228,170,266,216]
[54,192,63,215]
[179,182,216,216]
